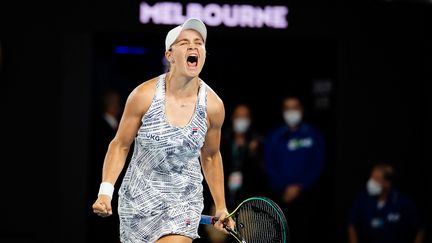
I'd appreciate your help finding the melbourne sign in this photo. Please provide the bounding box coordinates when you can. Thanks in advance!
[140,1,289,29]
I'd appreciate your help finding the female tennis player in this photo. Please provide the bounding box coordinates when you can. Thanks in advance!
[92,18,234,242]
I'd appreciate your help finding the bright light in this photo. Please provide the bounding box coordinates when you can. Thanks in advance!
[140,2,288,29]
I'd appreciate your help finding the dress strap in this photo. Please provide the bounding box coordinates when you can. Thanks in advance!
[197,80,207,107]
[154,73,166,100]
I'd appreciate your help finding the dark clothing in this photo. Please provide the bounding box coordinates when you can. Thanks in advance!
[264,123,326,243]
[349,189,423,243]
[200,129,265,243]
[221,129,265,208]
[269,183,322,243]
[264,123,325,192]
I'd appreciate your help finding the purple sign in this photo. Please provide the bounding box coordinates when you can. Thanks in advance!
[140,2,288,29]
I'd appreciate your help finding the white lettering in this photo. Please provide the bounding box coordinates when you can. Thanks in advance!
[221,4,236,27]
[139,1,289,29]
[139,2,158,24]
[203,3,222,26]
[271,6,289,28]
[239,5,254,28]
[186,3,203,19]
[159,2,172,24]
[171,2,186,24]
[253,7,268,28]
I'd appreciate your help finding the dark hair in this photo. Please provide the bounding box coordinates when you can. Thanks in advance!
[373,163,395,183]
[282,95,304,106]
[231,103,253,120]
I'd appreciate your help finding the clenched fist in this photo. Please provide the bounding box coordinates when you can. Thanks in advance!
[92,195,113,217]
[214,208,235,234]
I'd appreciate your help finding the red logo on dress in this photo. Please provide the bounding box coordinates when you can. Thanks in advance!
[192,127,199,136]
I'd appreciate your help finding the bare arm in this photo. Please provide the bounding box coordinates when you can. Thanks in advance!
[101,83,153,185]
[201,93,226,211]
[200,90,234,231]
[93,79,155,216]
[348,224,358,243]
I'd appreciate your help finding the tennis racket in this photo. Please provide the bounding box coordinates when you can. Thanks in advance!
[200,196,289,243]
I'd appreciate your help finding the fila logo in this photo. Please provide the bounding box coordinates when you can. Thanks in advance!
[185,218,191,227]
[192,127,199,136]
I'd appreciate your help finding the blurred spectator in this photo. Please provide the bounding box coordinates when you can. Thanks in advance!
[88,88,122,243]
[100,88,121,131]
[202,104,264,243]
[92,88,122,166]
[221,104,264,208]
[348,163,425,243]
[264,96,325,243]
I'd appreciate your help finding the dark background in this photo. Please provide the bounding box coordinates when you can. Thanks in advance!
[1,0,431,242]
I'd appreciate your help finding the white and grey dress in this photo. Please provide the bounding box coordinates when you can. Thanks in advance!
[118,74,208,242]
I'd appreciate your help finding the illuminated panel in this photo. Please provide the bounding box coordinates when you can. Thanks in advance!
[140,2,288,29]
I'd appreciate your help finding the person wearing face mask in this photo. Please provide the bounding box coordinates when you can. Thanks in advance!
[202,104,264,242]
[220,104,264,208]
[264,95,325,243]
[348,163,425,243]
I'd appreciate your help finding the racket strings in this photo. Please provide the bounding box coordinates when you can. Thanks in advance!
[235,200,285,242]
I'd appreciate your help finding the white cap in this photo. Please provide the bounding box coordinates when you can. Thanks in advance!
[165,18,207,51]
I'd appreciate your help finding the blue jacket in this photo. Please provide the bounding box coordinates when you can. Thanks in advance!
[264,123,325,192]
[348,189,423,243]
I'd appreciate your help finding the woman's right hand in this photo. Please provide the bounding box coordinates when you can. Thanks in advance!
[92,195,112,217]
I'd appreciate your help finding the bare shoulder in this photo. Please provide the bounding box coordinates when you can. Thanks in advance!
[205,85,225,127]
[134,77,158,97]
[126,77,159,116]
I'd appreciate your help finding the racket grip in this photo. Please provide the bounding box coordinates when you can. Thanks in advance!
[200,215,218,225]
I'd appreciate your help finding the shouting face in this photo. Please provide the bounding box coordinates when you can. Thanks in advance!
[166,29,206,78]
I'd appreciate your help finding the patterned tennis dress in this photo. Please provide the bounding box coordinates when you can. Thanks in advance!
[118,74,208,242]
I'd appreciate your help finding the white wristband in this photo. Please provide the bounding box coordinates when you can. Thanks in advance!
[98,182,114,199]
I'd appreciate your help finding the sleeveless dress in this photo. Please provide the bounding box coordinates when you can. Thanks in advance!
[118,74,208,243]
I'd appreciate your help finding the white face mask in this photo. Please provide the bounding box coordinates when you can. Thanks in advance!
[367,178,383,196]
[283,110,302,127]
[228,171,243,192]
[233,118,251,134]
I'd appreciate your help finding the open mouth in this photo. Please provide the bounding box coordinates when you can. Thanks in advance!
[187,55,198,68]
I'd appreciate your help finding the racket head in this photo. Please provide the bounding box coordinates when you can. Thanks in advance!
[227,197,289,243]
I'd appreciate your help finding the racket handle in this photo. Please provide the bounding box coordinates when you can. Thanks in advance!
[201,215,238,239]
[200,215,218,225]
